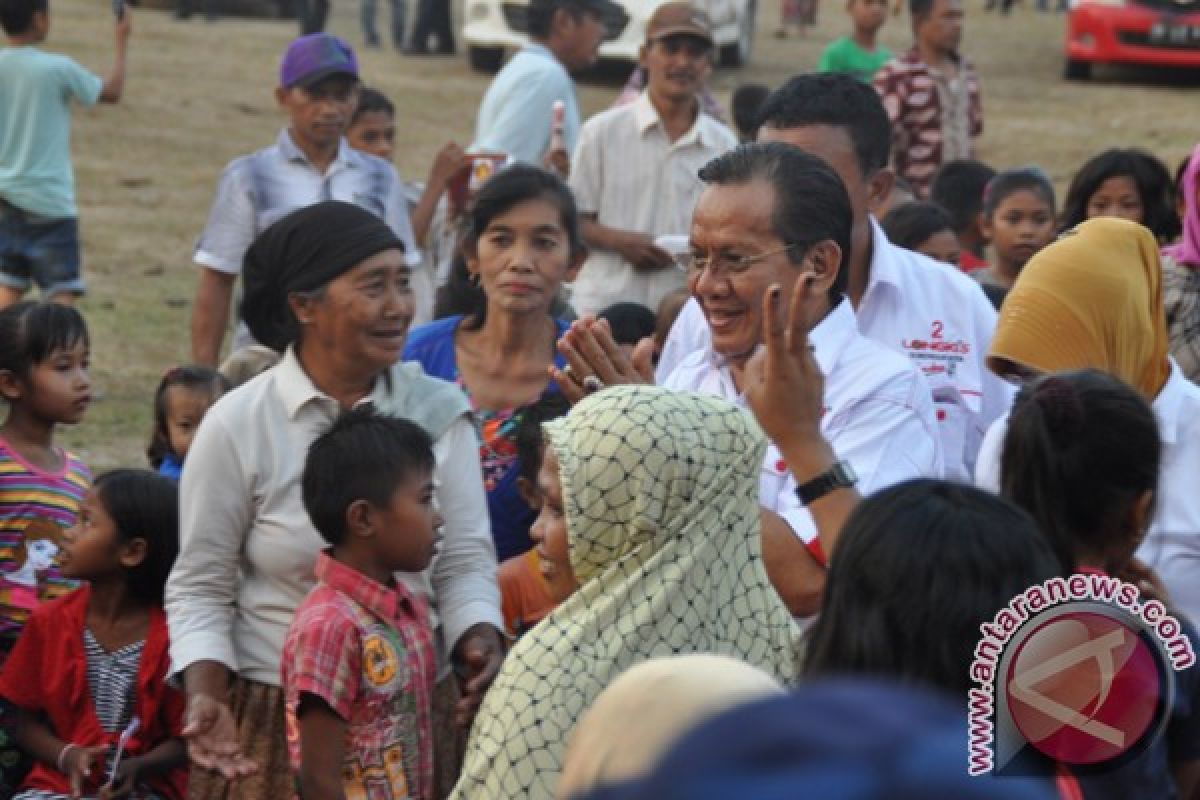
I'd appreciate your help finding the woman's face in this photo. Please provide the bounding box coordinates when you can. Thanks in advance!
[529,447,579,603]
[1086,175,1144,224]
[466,197,579,316]
[294,248,413,374]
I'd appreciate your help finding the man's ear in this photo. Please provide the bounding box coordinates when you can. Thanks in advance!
[805,240,843,295]
[275,86,292,112]
[866,168,896,216]
[345,499,374,538]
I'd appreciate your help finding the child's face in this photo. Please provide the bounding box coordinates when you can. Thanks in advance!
[60,489,142,581]
[916,229,962,266]
[276,76,359,151]
[164,385,219,463]
[1,340,92,426]
[985,189,1056,273]
[1086,175,1144,225]
[850,0,888,32]
[529,448,578,603]
[371,470,442,574]
[346,110,396,162]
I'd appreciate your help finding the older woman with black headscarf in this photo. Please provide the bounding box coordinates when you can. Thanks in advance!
[165,201,505,798]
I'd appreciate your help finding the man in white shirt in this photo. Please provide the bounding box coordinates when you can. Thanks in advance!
[473,0,616,167]
[658,73,1009,482]
[189,33,421,366]
[662,143,941,615]
[568,2,737,315]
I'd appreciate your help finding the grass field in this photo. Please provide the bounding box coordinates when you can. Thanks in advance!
[37,0,1200,469]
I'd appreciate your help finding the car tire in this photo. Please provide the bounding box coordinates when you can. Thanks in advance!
[719,0,756,66]
[1064,58,1092,80]
[468,45,505,72]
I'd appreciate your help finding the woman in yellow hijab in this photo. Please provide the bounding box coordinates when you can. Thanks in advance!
[448,385,802,800]
[979,215,1200,628]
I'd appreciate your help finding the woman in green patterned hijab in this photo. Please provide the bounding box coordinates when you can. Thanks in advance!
[450,384,802,800]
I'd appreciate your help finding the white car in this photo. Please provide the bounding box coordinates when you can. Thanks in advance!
[463,0,757,71]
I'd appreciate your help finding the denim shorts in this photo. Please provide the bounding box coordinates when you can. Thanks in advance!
[0,198,86,296]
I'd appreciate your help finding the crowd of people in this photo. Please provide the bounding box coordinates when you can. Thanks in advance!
[2,0,1200,796]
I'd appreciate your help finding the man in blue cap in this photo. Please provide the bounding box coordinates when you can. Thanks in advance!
[189,33,421,367]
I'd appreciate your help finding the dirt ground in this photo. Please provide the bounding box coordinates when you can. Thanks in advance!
[38,0,1199,468]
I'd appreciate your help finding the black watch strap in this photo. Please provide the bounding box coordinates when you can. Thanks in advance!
[794,460,858,506]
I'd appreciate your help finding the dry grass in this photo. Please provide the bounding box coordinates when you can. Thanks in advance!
[38,0,1198,468]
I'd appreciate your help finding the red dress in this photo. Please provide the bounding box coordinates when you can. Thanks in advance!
[0,587,187,798]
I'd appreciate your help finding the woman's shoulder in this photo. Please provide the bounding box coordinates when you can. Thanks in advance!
[405,316,464,353]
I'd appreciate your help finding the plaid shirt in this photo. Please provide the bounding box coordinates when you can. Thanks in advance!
[1164,254,1200,384]
[874,48,983,199]
[283,552,436,800]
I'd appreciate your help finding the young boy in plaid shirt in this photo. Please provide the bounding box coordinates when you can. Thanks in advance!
[283,409,441,800]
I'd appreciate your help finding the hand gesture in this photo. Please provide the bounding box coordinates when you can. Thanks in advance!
[743,276,827,451]
[182,694,258,779]
[99,755,142,799]
[550,317,655,405]
[452,624,505,729]
[62,743,108,800]
[115,6,132,42]
[428,142,469,192]
[543,148,570,179]
[615,233,674,272]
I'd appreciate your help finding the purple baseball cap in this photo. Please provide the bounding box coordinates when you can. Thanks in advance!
[280,33,359,89]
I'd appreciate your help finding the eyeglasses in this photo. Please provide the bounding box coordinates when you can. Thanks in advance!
[674,244,800,279]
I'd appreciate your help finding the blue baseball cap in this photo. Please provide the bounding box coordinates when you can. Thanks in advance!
[280,33,359,89]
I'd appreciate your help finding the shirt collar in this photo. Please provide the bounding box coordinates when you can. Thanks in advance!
[632,91,707,146]
[521,42,555,60]
[865,216,904,295]
[1153,358,1187,445]
[314,550,419,622]
[277,128,355,171]
[273,347,379,419]
[807,295,858,377]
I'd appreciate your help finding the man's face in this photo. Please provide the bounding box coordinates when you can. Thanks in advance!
[640,34,712,104]
[559,8,608,71]
[687,180,807,364]
[277,74,360,149]
[758,124,872,238]
[346,110,396,161]
[917,0,963,54]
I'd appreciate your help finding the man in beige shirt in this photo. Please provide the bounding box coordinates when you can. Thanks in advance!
[568,2,737,316]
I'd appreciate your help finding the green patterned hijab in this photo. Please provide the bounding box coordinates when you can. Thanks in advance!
[450,385,802,800]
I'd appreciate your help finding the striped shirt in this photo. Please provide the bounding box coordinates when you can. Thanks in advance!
[0,439,90,654]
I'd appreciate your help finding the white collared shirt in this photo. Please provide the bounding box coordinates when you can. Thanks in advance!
[165,348,502,685]
[658,218,1010,482]
[193,129,430,323]
[976,359,1200,625]
[663,298,943,548]
[474,43,581,166]
[568,92,737,315]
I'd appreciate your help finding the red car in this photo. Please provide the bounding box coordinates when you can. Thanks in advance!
[1065,0,1200,79]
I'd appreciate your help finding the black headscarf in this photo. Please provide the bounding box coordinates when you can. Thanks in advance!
[241,201,404,352]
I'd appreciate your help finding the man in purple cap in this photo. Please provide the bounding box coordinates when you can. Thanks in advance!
[189,33,422,367]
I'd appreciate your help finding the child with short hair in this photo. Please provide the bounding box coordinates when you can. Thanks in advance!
[818,0,892,82]
[0,469,187,800]
[881,201,961,266]
[1059,148,1180,244]
[498,393,570,639]
[0,302,92,658]
[976,167,1057,306]
[0,0,131,309]
[930,159,996,272]
[146,366,230,481]
[284,409,440,800]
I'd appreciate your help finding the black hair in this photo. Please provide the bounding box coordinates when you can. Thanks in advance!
[527,0,593,39]
[982,167,1056,219]
[351,86,395,125]
[0,301,89,381]
[302,408,436,546]
[0,0,45,35]
[452,164,585,331]
[757,73,891,178]
[515,392,571,485]
[597,302,656,346]
[146,365,230,468]
[1002,370,1160,575]
[1176,155,1192,213]
[909,0,934,18]
[1059,148,1181,243]
[91,470,180,606]
[698,142,854,303]
[930,159,996,236]
[881,202,954,252]
[731,83,770,143]
[805,480,1061,698]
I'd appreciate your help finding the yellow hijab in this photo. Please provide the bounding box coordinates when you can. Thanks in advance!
[988,217,1171,399]
[449,386,801,800]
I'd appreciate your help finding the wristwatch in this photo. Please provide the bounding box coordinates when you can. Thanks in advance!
[794,460,858,505]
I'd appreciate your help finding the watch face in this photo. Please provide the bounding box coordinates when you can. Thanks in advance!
[833,461,858,485]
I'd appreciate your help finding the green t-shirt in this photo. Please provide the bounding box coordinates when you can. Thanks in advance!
[818,37,894,83]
